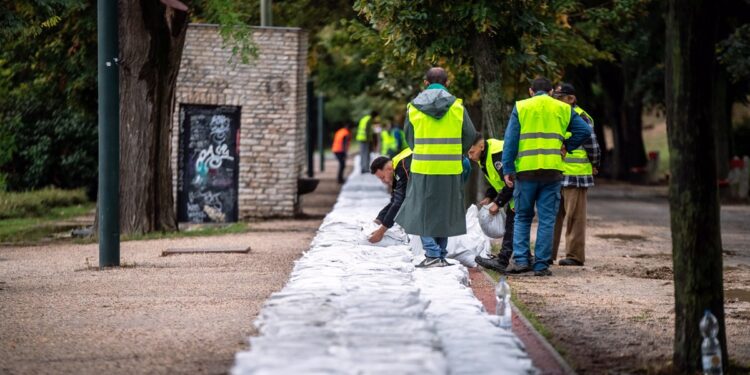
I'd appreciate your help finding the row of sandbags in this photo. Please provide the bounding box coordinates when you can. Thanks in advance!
[231,158,535,374]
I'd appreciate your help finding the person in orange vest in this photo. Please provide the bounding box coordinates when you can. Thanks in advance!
[332,123,353,184]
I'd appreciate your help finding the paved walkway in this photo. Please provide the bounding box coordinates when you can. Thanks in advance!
[232,167,536,374]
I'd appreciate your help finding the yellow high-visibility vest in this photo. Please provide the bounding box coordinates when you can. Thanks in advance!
[356,115,371,142]
[380,129,396,155]
[482,138,514,209]
[562,106,594,176]
[515,95,571,173]
[483,139,505,192]
[392,148,413,171]
[408,99,464,175]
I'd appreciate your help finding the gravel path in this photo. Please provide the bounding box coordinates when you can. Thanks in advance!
[0,161,343,375]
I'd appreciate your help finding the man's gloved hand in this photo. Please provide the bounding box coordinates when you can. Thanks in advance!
[368,225,387,243]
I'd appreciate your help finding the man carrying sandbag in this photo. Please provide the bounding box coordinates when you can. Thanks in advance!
[467,133,515,272]
[368,148,413,243]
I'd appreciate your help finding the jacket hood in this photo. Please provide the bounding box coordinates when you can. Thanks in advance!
[411,88,457,119]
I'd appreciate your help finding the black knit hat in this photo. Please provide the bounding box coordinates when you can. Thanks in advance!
[557,83,576,96]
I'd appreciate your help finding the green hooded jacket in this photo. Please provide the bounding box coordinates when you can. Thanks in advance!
[394,84,477,237]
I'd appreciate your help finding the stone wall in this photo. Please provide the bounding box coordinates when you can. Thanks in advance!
[172,24,308,220]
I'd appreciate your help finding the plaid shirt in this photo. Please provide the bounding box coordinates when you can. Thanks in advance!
[562,112,601,188]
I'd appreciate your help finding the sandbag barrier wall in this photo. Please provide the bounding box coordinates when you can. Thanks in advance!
[231,156,536,374]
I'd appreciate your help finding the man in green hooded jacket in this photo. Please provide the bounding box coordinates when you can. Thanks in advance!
[395,67,477,268]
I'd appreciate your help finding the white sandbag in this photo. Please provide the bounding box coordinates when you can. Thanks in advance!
[409,206,491,267]
[359,221,409,247]
[478,204,506,239]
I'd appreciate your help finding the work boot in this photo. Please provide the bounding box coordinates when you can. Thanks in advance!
[415,257,445,268]
[558,258,583,266]
[505,260,531,274]
[534,269,553,277]
[475,255,509,272]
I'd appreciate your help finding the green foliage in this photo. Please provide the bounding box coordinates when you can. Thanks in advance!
[718,24,750,84]
[197,0,258,64]
[0,1,98,193]
[353,0,605,125]
[0,187,89,220]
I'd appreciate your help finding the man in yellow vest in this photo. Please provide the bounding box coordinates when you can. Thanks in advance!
[395,67,477,268]
[551,83,601,266]
[466,134,516,272]
[356,111,378,173]
[368,148,413,243]
[501,77,591,276]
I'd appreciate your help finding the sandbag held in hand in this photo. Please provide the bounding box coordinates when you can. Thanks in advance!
[477,204,506,239]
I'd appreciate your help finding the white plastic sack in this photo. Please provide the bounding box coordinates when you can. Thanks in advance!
[409,206,492,267]
[359,221,409,247]
[478,204,506,239]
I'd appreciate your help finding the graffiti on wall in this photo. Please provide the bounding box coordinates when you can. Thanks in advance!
[177,105,240,223]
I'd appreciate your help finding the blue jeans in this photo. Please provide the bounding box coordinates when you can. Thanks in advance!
[421,236,448,259]
[512,179,561,271]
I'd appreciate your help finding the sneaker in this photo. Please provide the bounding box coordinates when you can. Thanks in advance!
[558,258,583,266]
[505,261,531,274]
[475,256,509,272]
[415,257,444,268]
[534,269,553,277]
[547,259,555,266]
[440,258,455,266]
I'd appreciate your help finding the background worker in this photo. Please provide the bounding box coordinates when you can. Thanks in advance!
[552,83,601,266]
[380,123,395,156]
[467,134,515,272]
[395,67,477,268]
[368,148,413,243]
[390,114,409,156]
[502,77,591,276]
[331,122,353,184]
[356,110,378,173]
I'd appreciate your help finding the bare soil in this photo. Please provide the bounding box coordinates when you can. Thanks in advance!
[508,184,750,374]
[0,160,344,375]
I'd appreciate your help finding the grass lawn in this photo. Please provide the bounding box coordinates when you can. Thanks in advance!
[0,203,94,243]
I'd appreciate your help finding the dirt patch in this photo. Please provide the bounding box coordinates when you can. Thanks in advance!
[726,289,750,303]
[509,188,750,374]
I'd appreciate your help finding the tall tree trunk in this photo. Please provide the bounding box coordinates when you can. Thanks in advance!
[712,67,732,181]
[472,33,506,139]
[665,0,727,372]
[118,0,188,234]
[464,103,482,208]
[598,62,648,180]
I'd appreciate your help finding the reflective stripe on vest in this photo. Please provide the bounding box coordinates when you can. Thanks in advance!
[408,99,464,175]
[515,95,571,173]
[392,148,413,170]
[563,106,594,176]
[356,115,371,141]
[331,128,350,153]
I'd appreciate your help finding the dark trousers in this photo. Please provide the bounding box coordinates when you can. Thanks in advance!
[334,152,347,183]
[499,206,515,261]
